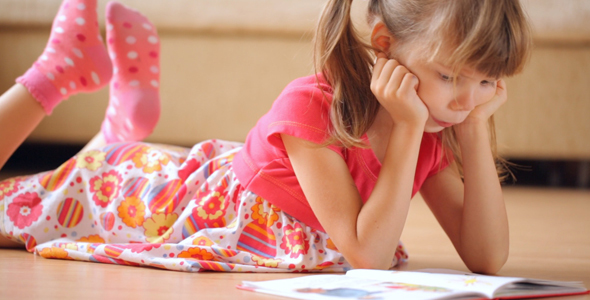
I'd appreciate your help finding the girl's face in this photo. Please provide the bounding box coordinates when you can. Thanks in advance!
[397,51,500,133]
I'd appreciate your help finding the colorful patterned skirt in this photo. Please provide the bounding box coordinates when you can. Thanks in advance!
[0,139,408,272]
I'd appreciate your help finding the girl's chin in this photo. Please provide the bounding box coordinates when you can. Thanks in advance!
[424,119,446,133]
[424,125,445,133]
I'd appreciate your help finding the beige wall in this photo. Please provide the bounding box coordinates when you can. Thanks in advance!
[0,30,315,145]
[1,0,589,159]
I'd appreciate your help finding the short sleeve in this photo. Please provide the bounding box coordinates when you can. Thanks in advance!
[264,77,343,156]
[426,134,453,178]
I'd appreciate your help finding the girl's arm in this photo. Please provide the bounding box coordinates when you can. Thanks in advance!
[282,124,422,270]
[282,54,428,270]
[420,80,510,274]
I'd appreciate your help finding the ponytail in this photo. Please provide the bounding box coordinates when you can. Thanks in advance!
[313,0,379,148]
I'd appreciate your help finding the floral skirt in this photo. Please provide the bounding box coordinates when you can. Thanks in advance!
[0,139,408,272]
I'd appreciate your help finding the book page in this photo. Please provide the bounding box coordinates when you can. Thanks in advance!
[346,269,523,298]
[495,281,588,298]
[414,269,587,297]
[241,274,480,300]
[240,270,588,300]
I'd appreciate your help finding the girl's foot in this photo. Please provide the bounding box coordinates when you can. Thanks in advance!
[16,0,112,115]
[101,1,161,144]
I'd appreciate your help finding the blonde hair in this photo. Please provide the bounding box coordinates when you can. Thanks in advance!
[314,0,532,180]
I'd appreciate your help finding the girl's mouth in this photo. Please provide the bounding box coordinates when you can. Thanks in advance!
[432,116,456,128]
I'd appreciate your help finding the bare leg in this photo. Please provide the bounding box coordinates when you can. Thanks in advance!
[0,85,44,249]
[0,84,100,249]
[0,84,46,171]
[0,0,112,249]
[0,2,161,250]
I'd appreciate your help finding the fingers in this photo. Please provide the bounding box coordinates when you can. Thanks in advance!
[473,79,508,119]
[480,94,506,117]
[496,78,506,90]
[379,60,402,92]
[371,55,413,98]
[493,80,508,108]
[371,53,389,89]
[370,53,428,126]
[398,72,419,100]
[495,79,507,98]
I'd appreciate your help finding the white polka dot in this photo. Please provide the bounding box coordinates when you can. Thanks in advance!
[72,48,83,58]
[41,55,49,61]
[110,52,117,60]
[58,15,67,22]
[46,72,55,81]
[142,23,152,30]
[113,67,119,74]
[70,81,76,89]
[47,47,56,53]
[129,80,140,87]
[150,80,159,88]
[77,3,86,10]
[107,23,114,31]
[126,36,137,44]
[127,51,138,59]
[65,57,74,66]
[91,72,100,85]
[148,36,158,44]
[150,66,159,74]
[55,27,64,34]
[60,87,67,95]
[75,17,85,25]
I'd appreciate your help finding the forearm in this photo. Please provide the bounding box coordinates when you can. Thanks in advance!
[456,122,508,274]
[351,125,424,269]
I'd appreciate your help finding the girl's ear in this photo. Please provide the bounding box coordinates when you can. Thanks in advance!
[371,22,395,56]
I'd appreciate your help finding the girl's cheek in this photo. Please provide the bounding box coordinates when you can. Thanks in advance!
[483,89,496,103]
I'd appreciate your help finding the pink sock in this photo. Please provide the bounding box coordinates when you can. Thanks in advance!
[101,1,161,144]
[16,0,112,115]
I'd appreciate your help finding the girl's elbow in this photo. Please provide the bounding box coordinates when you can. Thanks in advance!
[461,240,509,275]
[468,263,500,275]
[350,261,391,270]
[466,253,508,275]
[340,239,402,270]
[346,252,393,270]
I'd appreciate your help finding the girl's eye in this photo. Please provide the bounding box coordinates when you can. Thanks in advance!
[481,80,496,87]
[439,73,453,82]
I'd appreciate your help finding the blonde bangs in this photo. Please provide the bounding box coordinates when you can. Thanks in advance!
[426,0,533,79]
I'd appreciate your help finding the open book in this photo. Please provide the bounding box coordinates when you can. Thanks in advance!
[238,269,589,300]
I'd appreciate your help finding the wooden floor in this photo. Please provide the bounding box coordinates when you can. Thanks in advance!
[1,187,589,299]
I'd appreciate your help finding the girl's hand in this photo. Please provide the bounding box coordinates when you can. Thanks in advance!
[371,53,428,128]
[461,79,508,126]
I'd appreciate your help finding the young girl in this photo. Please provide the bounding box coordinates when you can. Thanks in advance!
[0,0,531,274]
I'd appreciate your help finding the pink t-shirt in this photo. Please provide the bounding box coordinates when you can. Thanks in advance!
[233,74,450,232]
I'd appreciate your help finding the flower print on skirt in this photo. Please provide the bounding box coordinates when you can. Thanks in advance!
[0,139,408,272]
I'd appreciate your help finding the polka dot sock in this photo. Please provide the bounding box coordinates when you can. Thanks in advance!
[101,1,161,144]
[16,0,112,115]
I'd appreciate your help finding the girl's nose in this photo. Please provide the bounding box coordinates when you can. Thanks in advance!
[452,89,477,111]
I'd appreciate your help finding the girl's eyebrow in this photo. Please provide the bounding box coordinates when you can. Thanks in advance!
[432,61,454,74]
[432,62,497,81]
[432,61,449,69]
